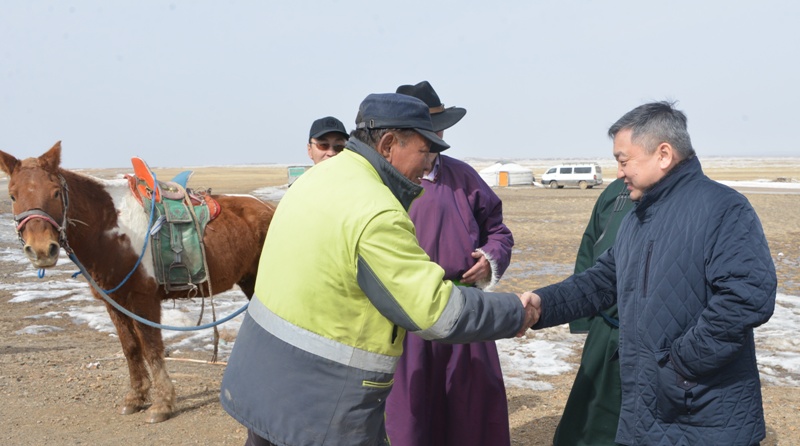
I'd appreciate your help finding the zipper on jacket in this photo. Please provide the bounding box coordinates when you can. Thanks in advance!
[642,241,654,297]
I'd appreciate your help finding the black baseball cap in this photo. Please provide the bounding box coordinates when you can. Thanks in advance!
[309,116,349,140]
[355,93,450,153]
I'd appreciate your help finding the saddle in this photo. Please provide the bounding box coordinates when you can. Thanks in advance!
[127,157,221,294]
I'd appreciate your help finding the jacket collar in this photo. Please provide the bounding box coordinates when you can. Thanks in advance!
[345,138,424,211]
[421,153,441,182]
[635,155,702,217]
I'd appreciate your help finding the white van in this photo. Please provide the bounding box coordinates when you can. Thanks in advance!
[540,163,603,189]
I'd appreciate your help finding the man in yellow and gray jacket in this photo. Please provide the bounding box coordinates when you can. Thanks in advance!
[220,93,537,446]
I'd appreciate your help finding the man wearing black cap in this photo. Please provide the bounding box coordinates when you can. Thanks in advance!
[307,116,349,165]
[219,92,538,446]
[386,81,515,446]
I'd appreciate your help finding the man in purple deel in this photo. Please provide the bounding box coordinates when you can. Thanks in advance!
[385,81,515,446]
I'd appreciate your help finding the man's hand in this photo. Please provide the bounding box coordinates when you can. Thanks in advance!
[461,250,491,285]
[515,291,542,337]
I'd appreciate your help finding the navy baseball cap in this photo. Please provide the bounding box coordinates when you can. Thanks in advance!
[355,93,450,153]
[309,116,349,140]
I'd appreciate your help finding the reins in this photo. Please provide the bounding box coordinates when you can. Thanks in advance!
[17,169,249,332]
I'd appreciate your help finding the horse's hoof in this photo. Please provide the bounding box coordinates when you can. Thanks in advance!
[146,411,171,423]
[120,405,143,415]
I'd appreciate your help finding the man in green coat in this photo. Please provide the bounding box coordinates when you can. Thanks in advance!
[554,177,633,446]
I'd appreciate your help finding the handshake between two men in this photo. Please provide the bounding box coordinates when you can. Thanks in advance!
[516,292,541,337]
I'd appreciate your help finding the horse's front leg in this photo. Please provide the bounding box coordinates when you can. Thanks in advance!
[102,295,151,416]
[131,294,175,423]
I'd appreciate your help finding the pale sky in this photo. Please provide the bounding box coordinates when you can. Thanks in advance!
[2,1,798,168]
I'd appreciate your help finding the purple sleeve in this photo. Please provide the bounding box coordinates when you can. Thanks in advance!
[466,164,514,283]
[409,156,513,288]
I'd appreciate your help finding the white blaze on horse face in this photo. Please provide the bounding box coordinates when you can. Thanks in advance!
[101,179,156,280]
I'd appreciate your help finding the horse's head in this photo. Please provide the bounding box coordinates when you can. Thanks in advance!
[0,141,67,268]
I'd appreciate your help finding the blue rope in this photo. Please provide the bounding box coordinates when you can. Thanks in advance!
[69,252,249,331]
[46,170,157,291]
[102,171,159,294]
[55,168,248,331]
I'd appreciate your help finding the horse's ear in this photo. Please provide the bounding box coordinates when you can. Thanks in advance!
[38,141,62,173]
[0,149,19,176]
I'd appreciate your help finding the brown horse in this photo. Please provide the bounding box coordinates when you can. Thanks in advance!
[0,141,275,423]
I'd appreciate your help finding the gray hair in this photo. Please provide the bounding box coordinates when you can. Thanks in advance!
[608,101,696,160]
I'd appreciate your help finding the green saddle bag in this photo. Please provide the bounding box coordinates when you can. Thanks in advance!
[145,195,212,293]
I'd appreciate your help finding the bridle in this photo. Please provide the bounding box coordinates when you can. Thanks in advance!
[12,173,73,255]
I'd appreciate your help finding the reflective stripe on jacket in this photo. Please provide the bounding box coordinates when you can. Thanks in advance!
[221,139,524,446]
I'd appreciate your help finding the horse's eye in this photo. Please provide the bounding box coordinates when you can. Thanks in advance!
[54,190,60,199]
[9,195,15,202]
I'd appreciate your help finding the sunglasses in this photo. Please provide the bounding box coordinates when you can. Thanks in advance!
[311,141,346,152]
